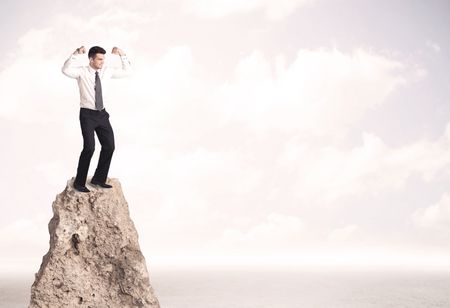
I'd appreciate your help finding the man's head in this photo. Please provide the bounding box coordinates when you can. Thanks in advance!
[88,46,106,70]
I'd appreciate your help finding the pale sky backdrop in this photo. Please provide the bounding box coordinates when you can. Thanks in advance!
[1,0,450,273]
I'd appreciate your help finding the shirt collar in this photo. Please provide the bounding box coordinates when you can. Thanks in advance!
[88,64,101,74]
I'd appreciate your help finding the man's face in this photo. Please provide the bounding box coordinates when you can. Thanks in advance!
[89,53,105,70]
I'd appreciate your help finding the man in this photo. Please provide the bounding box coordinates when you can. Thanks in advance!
[62,45,132,193]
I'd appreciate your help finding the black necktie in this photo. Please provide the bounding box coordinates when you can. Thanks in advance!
[95,71,104,110]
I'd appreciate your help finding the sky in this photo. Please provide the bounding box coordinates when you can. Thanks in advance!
[1,0,450,273]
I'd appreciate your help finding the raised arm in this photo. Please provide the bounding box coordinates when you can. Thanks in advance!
[110,47,132,78]
[61,46,85,79]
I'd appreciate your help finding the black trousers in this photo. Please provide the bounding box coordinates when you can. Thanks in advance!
[74,107,115,186]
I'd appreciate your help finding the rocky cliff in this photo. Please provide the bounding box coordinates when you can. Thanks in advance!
[29,177,160,308]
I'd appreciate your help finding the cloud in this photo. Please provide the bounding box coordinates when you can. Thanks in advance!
[1,4,445,267]
[0,7,153,119]
[289,123,450,203]
[426,40,441,53]
[212,47,409,139]
[204,212,304,253]
[180,0,316,20]
[2,24,426,232]
[412,192,450,231]
[0,214,49,258]
[327,224,359,242]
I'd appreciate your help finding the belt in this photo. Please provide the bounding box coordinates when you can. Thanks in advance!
[80,107,106,112]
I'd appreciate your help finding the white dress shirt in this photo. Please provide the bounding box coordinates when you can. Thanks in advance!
[61,53,132,110]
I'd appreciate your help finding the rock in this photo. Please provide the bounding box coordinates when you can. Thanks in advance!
[29,177,160,308]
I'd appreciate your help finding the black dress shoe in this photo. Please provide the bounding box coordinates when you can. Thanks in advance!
[74,184,91,193]
[90,179,113,188]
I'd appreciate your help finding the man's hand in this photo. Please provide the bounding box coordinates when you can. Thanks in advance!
[73,46,86,55]
[111,47,125,56]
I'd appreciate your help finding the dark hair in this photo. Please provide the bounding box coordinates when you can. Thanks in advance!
[88,46,106,59]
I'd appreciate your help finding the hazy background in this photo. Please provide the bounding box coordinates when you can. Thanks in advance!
[1,0,450,274]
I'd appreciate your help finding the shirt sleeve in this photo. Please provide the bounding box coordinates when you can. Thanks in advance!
[61,53,82,79]
[110,55,133,79]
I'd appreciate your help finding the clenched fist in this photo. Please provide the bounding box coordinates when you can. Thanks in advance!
[73,46,86,55]
[111,47,125,56]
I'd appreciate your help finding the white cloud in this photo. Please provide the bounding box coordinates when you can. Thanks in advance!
[328,224,359,242]
[290,132,389,203]
[426,40,441,53]
[412,192,450,230]
[53,9,151,47]
[1,4,447,269]
[204,212,304,253]
[290,124,450,203]
[213,47,409,138]
[180,0,316,20]
[0,214,49,259]
[0,7,153,119]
